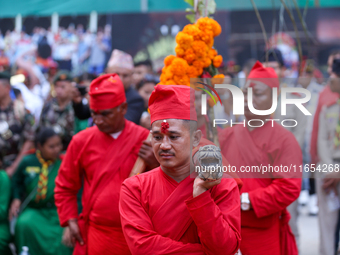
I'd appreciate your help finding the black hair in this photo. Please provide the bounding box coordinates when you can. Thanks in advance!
[330,49,340,57]
[333,59,340,77]
[262,48,285,67]
[75,72,97,84]
[224,72,234,79]
[35,128,58,147]
[182,120,198,134]
[243,59,257,71]
[12,88,22,98]
[134,59,153,69]
[136,74,159,91]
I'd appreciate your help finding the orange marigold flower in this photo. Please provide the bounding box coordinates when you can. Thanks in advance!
[191,82,204,91]
[165,80,176,85]
[170,58,189,76]
[176,32,194,50]
[192,41,208,58]
[164,68,173,80]
[173,75,190,85]
[197,17,213,33]
[207,38,214,48]
[208,96,219,107]
[212,74,225,86]
[184,48,196,64]
[213,74,225,78]
[213,55,223,68]
[187,66,199,78]
[160,73,167,83]
[164,55,176,66]
[209,19,222,37]
[199,30,214,45]
[183,24,201,40]
[175,46,185,57]
[193,60,205,70]
[208,49,218,59]
[203,58,212,68]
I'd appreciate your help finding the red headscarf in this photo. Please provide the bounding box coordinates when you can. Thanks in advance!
[89,73,126,111]
[148,85,197,124]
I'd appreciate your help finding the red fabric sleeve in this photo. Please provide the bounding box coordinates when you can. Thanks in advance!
[185,179,241,255]
[54,136,84,227]
[119,178,204,255]
[249,134,302,218]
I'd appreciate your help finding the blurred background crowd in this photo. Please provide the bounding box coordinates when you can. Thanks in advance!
[1,0,340,254]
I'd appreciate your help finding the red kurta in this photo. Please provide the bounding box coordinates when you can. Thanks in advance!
[219,122,302,255]
[54,120,149,255]
[119,167,241,255]
[310,85,338,164]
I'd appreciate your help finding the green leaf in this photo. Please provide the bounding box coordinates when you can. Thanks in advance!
[184,0,194,7]
[185,8,195,13]
[186,14,196,23]
[206,64,218,77]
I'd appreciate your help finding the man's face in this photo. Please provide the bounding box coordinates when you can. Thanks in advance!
[137,82,155,108]
[329,73,340,94]
[91,103,127,134]
[244,81,273,120]
[298,72,313,89]
[151,119,200,170]
[0,80,10,100]
[132,65,150,85]
[106,66,132,90]
[262,61,284,79]
[55,81,73,101]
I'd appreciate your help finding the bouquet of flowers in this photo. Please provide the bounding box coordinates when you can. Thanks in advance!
[160,16,224,86]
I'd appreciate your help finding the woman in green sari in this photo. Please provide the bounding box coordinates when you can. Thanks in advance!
[9,128,73,255]
[0,160,11,255]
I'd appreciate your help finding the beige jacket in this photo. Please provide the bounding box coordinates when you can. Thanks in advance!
[318,102,340,165]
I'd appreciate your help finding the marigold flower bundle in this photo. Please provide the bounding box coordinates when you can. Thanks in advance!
[160,17,224,86]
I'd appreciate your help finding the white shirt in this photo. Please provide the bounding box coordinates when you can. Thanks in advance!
[110,130,122,140]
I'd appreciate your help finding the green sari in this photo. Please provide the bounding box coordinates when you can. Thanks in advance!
[12,153,73,255]
[0,170,11,255]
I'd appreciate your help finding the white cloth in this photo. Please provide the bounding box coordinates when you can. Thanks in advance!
[12,82,44,122]
[110,130,122,140]
[30,65,51,100]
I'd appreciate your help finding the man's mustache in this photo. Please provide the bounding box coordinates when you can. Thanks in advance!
[159,150,175,156]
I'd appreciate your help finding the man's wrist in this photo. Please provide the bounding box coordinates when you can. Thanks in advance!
[68,218,78,223]
[193,186,208,198]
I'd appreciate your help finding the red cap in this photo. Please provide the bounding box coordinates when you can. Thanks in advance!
[89,74,126,111]
[149,85,197,124]
[248,61,279,89]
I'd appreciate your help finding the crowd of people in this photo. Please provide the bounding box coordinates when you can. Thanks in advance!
[0,24,112,76]
[0,23,340,255]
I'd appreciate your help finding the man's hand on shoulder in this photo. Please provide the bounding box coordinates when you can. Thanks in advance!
[138,140,159,169]
[193,176,221,198]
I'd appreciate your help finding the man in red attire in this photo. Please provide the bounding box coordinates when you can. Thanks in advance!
[54,74,149,255]
[119,85,241,255]
[219,61,302,255]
